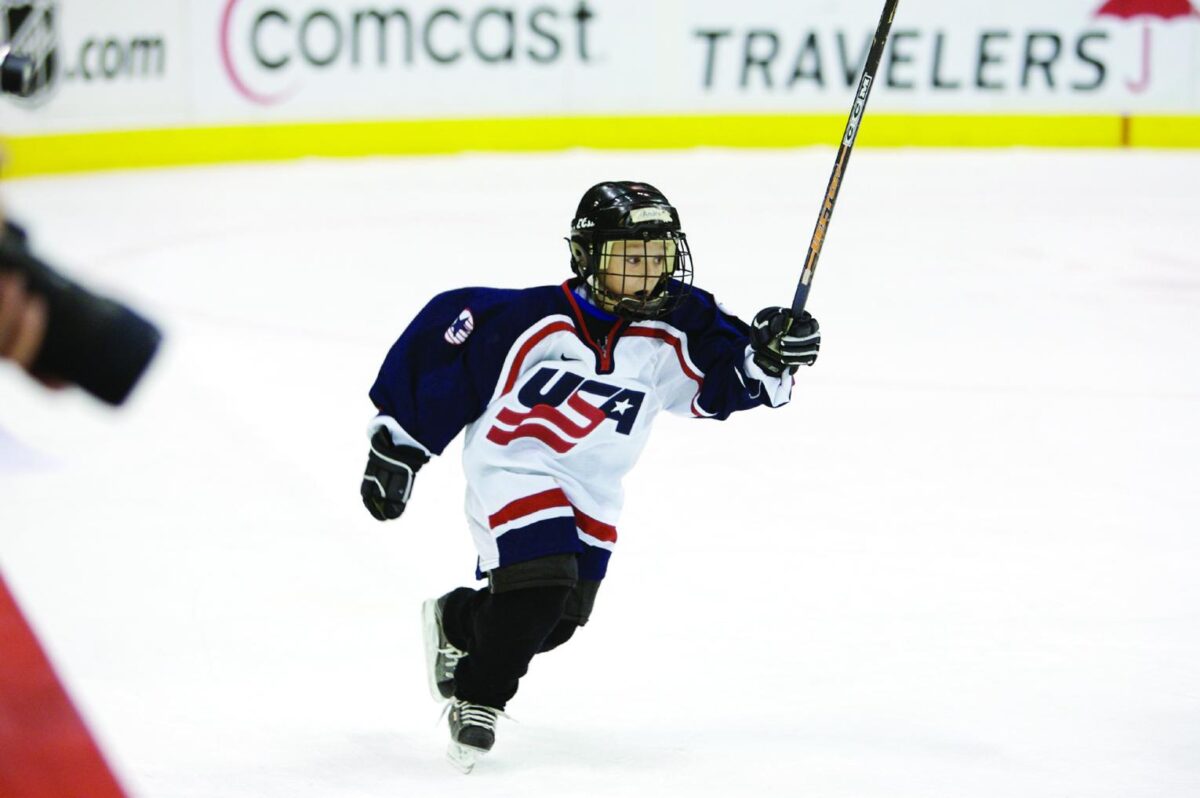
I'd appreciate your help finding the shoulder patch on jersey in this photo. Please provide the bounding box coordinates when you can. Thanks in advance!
[444,309,475,345]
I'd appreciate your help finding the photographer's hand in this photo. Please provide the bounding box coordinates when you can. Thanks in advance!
[0,269,47,370]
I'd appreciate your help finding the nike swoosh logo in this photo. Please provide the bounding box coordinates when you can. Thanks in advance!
[560,354,582,362]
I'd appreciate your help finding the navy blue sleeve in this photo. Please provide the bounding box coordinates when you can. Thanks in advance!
[368,288,521,455]
[669,289,790,420]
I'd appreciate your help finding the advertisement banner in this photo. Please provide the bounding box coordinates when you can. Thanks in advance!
[1,0,1198,164]
[200,0,1200,120]
[1,0,184,131]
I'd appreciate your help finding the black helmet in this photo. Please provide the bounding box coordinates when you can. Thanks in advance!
[567,181,694,319]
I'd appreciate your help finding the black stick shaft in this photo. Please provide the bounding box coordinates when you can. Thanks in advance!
[791,0,899,314]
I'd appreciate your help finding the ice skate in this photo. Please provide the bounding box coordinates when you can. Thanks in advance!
[445,699,502,774]
[422,595,466,702]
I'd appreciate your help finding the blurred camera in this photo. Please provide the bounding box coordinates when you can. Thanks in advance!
[0,221,162,406]
[2,32,160,405]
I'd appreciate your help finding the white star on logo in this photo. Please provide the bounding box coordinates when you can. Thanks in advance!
[612,398,633,415]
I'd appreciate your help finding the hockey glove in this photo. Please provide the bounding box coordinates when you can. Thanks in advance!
[361,428,430,521]
[750,307,820,378]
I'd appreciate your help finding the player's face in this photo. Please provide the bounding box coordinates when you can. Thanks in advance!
[598,239,676,305]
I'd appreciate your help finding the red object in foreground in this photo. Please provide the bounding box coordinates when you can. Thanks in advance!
[1095,0,1199,19]
[0,572,128,798]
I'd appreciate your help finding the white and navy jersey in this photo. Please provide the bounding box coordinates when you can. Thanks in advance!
[368,280,792,581]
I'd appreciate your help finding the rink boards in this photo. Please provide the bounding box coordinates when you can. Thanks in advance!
[3,0,1200,171]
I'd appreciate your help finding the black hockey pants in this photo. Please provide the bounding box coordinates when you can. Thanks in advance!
[439,575,599,710]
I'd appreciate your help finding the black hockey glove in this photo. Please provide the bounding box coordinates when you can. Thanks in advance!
[361,429,430,521]
[750,307,820,378]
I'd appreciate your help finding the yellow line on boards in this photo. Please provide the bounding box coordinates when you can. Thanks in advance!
[1130,115,1200,148]
[3,114,1198,178]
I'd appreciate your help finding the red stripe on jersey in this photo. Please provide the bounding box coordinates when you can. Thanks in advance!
[488,488,571,528]
[623,326,703,383]
[486,423,574,454]
[560,282,624,371]
[495,395,606,439]
[500,321,575,396]
[486,490,618,545]
[623,326,707,416]
[573,508,618,544]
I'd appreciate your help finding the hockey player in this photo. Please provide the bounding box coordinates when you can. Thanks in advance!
[361,181,819,772]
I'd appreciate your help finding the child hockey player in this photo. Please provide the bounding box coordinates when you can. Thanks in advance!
[361,181,819,771]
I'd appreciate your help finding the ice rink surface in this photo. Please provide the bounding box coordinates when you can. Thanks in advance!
[2,148,1199,797]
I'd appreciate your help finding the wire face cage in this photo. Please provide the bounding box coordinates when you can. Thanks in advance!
[584,233,693,319]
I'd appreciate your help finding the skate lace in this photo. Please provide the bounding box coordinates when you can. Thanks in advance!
[459,702,500,731]
[439,643,466,673]
[441,699,510,730]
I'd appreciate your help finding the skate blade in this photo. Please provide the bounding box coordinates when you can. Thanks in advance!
[421,599,447,704]
[446,741,487,774]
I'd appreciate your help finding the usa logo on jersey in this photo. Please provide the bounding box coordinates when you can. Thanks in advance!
[487,367,645,453]
[444,309,475,344]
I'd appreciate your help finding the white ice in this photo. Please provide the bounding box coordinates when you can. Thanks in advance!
[2,148,1199,798]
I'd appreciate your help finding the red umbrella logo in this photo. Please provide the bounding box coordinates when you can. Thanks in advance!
[1095,0,1200,92]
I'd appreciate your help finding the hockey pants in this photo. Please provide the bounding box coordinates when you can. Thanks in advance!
[439,578,599,709]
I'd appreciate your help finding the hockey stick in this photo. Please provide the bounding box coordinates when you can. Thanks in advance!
[792,0,899,314]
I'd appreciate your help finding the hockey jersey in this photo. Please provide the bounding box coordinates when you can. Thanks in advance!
[369,280,792,581]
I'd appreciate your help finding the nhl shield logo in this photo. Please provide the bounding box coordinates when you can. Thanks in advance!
[1,0,58,103]
[444,309,475,345]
